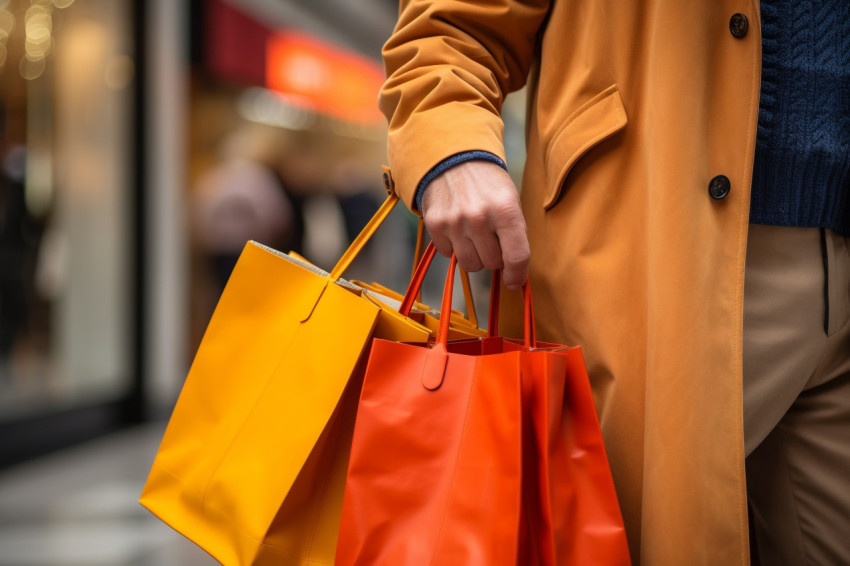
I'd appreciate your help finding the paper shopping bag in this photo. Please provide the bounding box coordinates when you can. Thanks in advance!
[481,272,633,565]
[140,185,432,565]
[336,254,631,566]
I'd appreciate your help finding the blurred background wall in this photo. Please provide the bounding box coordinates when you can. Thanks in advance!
[0,0,527,468]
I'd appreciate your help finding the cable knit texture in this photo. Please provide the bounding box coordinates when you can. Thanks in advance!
[751,0,850,235]
[414,151,507,211]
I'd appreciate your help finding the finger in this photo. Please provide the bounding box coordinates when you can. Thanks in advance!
[496,221,530,290]
[453,237,485,273]
[422,202,455,259]
[429,230,454,259]
[471,232,504,271]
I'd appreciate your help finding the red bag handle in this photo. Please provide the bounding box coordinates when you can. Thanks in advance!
[399,242,438,316]
[488,269,501,338]
[438,256,536,348]
[401,241,478,327]
[484,269,536,346]
[402,249,536,348]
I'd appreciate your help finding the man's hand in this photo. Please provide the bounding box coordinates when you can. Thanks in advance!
[420,160,530,290]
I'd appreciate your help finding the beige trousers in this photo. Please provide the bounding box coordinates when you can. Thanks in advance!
[744,224,850,566]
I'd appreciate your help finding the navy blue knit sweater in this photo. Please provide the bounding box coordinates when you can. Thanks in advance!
[417,2,850,235]
[750,0,850,236]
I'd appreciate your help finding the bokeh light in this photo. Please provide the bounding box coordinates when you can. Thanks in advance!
[24,4,53,60]
[0,9,14,41]
[19,52,45,79]
[104,53,134,90]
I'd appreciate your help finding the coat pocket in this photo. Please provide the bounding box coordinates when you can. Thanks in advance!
[543,85,628,210]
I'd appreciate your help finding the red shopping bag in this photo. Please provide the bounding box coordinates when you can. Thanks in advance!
[336,254,631,565]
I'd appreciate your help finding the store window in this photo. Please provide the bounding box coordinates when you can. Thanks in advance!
[0,0,135,421]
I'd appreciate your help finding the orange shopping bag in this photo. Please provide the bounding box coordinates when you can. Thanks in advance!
[336,254,631,566]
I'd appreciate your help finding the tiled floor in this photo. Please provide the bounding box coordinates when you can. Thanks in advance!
[0,424,215,565]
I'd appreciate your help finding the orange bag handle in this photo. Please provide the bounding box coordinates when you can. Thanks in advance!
[459,269,479,329]
[484,269,536,346]
[437,255,536,348]
[402,247,536,348]
[412,218,428,280]
[399,242,438,316]
[488,269,501,337]
[401,241,479,327]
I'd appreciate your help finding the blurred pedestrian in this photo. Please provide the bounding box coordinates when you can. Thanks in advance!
[193,156,296,289]
[0,146,44,363]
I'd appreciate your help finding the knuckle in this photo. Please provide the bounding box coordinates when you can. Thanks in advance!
[503,238,530,261]
[491,191,520,213]
[425,214,450,234]
[504,249,531,267]
[466,207,489,227]
[435,209,466,231]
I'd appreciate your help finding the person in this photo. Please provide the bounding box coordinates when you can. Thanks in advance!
[378,1,850,565]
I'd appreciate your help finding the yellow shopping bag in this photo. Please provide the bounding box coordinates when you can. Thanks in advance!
[140,175,434,565]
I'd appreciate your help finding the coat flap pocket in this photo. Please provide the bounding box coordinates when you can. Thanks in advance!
[543,85,627,210]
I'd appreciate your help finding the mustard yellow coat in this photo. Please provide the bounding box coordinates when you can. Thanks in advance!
[380,1,761,565]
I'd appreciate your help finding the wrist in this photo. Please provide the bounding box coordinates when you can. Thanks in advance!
[415,151,507,212]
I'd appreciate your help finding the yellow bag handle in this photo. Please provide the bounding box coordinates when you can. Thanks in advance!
[331,166,478,327]
[329,166,399,281]
[459,267,478,329]
[412,215,478,329]
[329,191,398,281]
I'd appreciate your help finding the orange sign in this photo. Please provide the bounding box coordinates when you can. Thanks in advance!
[266,32,386,125]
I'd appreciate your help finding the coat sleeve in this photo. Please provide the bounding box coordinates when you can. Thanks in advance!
[379,0,551,208]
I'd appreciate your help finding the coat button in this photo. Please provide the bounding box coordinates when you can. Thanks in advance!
[709,175,731,199]
[729,13,749,38]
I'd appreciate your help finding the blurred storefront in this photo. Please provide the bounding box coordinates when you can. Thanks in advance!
[0,0,529,469]
[0,0,140,466]
[0,0,410,467]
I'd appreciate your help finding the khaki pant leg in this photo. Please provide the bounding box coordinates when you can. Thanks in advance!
[743,225,850,566]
